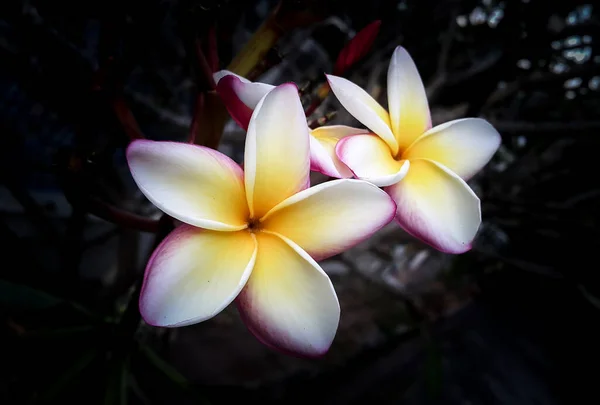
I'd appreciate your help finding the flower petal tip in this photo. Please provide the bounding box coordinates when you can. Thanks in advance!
[279,81,300,93]
[237,299,332,359]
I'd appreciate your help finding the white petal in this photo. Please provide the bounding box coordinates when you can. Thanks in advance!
[387,46,431,150]
[140,226,257,327]
[402,118,501,180]
[326,74,398,155]
[214,70,275,109]
[245,83,310,219]
[127,140,248,231]
[336,134,410,186]
[309,125,368,178]
[261,179,396,261]
[213,70,251,85]
[237,232,340,357]
[386,159,480,254]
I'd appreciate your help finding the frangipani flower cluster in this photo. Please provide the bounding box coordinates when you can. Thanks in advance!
[215,46,501,254]
[128,44,501,357]
[127,84,395,357]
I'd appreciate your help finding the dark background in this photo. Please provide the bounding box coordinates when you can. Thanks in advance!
[1,0,599,404]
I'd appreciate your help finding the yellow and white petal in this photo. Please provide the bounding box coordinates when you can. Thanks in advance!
[213,70,249,85]
[326,74,398,155]
[309,125,368,178]
[387,46,431,150]
[261,179,396,261]
[245,83,310,219]
[402,118,501,180]
[386,159,480,254]
[213,70,275,109]
[335,134,409,186]
[140,225,257,327]
[127,140,248,231]
[236,232,339,357]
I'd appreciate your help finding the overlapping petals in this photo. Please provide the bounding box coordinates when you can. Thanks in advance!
[336,134,410,186]
[327,46,501,253]
[402,118,501,180]
[128,82,398,357]
[244,83,311,218]
[214,70,367,180]
[326,74,398,155]
[309,125,368,178]
[261,179,396,261]
[214,71,274,129]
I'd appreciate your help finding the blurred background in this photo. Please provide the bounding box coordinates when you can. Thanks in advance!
[1,0,599,404]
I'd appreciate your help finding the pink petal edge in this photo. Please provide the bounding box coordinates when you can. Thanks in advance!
[216,75,254,130]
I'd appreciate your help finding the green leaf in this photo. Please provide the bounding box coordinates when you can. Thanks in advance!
[579,284,600,310]
[36,348,98,402]
[140,345,212,405]
[0,279,95,318]
[104,356,129,405]
[0,279,61,310]
[24,325,96,339]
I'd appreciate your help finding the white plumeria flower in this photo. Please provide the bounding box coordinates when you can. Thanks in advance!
[127,84,395,357]
[326,46,501,254]
[214,70,368,179]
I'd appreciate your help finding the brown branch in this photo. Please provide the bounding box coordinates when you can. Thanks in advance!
[87,197,163,233]
[206,26,219,73]
[112,97,144,140]
[188,92,205,144]
[194,38,216,91]
[308,111,337,129]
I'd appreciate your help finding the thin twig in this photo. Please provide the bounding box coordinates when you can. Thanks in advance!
[188,92,205,144]
[194,38,216,91]
[87,198,163,233]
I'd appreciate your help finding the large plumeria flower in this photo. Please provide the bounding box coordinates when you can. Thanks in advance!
[326,46,501,254]
[127,84,395,357]
[214,70,368,178]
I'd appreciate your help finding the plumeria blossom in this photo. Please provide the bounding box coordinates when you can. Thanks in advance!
[127,84,395,357]
[326,46,501,254]
[214,70,368,178]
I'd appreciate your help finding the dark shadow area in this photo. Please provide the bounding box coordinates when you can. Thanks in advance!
[1,0,599,404]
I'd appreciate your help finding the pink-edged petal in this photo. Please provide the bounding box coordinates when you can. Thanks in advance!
[261,179,395,261]
[127,140,248,231]
[386,159,480,254]
[336,134,410,186]
[309,125,368,178]
[140,225,257,327]
[215,74,253,130]
[213,70,250,85]
[215,73,275,130]
[213,70,275,109]
[244,83,310,219]
[326,74,398,155]
[387,46,431,150]
[236,231,339,357]
[402,118,501,180]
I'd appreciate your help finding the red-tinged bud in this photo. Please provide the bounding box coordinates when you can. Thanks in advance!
[333,20,381,76]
